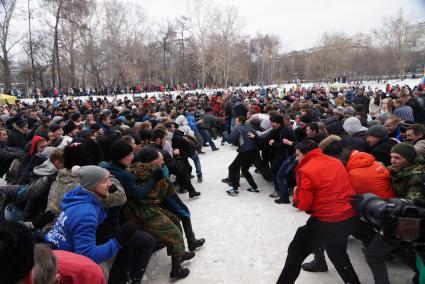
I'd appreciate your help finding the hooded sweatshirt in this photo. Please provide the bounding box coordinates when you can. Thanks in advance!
[45,186,121,264]
[346,150,395,199]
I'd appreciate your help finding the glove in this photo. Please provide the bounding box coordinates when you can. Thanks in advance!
[108,184,118,193]
[351,194,364,211]
[152,168,164,182]
[32,210,55,230]
[115,222,137,246]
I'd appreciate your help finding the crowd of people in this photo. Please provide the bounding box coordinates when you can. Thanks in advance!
[0,79,425,283]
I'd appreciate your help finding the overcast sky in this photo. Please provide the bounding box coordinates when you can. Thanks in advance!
[133,0,425,51]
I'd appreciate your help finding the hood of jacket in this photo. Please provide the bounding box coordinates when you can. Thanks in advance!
[33,158,58,176]
[175,115,188,126]
[61,185,103,212]
[346,150,374,171]
[56,168,78,184]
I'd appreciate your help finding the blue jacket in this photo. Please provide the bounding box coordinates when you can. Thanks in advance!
[224,124,257,152]
[99,161,154,199]
[186,114,198,131]
[45,186,121,264]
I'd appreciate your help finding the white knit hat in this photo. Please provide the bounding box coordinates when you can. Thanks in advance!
[343,117,367,136]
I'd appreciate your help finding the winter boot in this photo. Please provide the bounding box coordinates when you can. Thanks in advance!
[275,196,291,204]
[182,217,206,251]
[301,249,328,272]
[170,256,190,279]
[181,251,196,262]
[189,190,201,198]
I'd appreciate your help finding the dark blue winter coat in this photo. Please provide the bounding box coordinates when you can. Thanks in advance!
[224,123,257,152]
[45,186,121,264]
[99,161,154,199]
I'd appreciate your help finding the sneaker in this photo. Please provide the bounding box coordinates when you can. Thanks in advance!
[247,187,260,193]
[275,197,291,204]
[221,178,231,184]
[226,188,239,196]
[269,192,279,198]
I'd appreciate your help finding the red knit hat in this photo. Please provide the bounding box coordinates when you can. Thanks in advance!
[29,135,45,157]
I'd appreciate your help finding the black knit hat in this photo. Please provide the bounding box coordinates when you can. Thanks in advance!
[270,114,284,124]
[63,142,93,170]
[15,119,27,129]
[0,221,35,283]
[137,146,159,163]
[63,121,77,135]
[49,124,62,132]
[109,140,133,162]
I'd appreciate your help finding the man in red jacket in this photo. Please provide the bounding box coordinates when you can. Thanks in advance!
[276,140,360,284]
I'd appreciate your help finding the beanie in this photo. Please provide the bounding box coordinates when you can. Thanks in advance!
[63,121,77,135]
[63,142,93,170]
[15,119,27,129]
[324,117,342,135]
[366,125,388,139]
[300,115,312,124]
[109,140,133,162]
[49,124,62,132]
[343,117,367,136]
[137,147,159,163]
[72,165,108,191]
[270,114,284,124]
[391,142,417,163]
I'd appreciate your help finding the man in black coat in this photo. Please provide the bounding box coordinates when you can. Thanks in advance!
[353,88,370,114]
[7,119,30,149]
[366,125,398,166]
[0,127,23,177]
[402,90,425,123]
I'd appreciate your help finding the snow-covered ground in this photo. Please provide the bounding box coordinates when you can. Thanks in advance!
[143,143,414,283]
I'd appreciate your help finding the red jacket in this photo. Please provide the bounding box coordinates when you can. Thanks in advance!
[346,150,395,199]
[293,148,357,222]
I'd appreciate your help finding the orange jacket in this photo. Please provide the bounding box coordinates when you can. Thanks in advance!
[293,148,357,222]
[346,150,395,199]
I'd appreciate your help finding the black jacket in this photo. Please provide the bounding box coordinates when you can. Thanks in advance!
[7,128,29,149]
[0,141,23,176]
[341,131,370,153]
[406,97,425,123]
[371,138,398,166]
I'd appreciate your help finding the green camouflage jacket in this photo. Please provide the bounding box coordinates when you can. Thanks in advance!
[389,156,425,207]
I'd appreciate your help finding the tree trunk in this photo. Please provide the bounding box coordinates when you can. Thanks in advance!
[51,0,63,89]
[2,46,12,91]
[28,0,37,89]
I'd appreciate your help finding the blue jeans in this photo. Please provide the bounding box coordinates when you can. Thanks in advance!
[199,129,217,150]
[190,153,202,177]
[277,154,298,198]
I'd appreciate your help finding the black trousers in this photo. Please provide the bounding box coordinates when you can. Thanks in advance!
[277,216,360,284]
[228,150,258,189]
[108,230,157,284]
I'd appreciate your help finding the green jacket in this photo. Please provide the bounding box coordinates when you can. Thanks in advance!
[390,156,425,207]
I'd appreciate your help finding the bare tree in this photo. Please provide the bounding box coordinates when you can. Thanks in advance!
[0,0,18,91]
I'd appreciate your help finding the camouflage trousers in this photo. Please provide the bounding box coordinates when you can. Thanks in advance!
[130,206,185,257]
